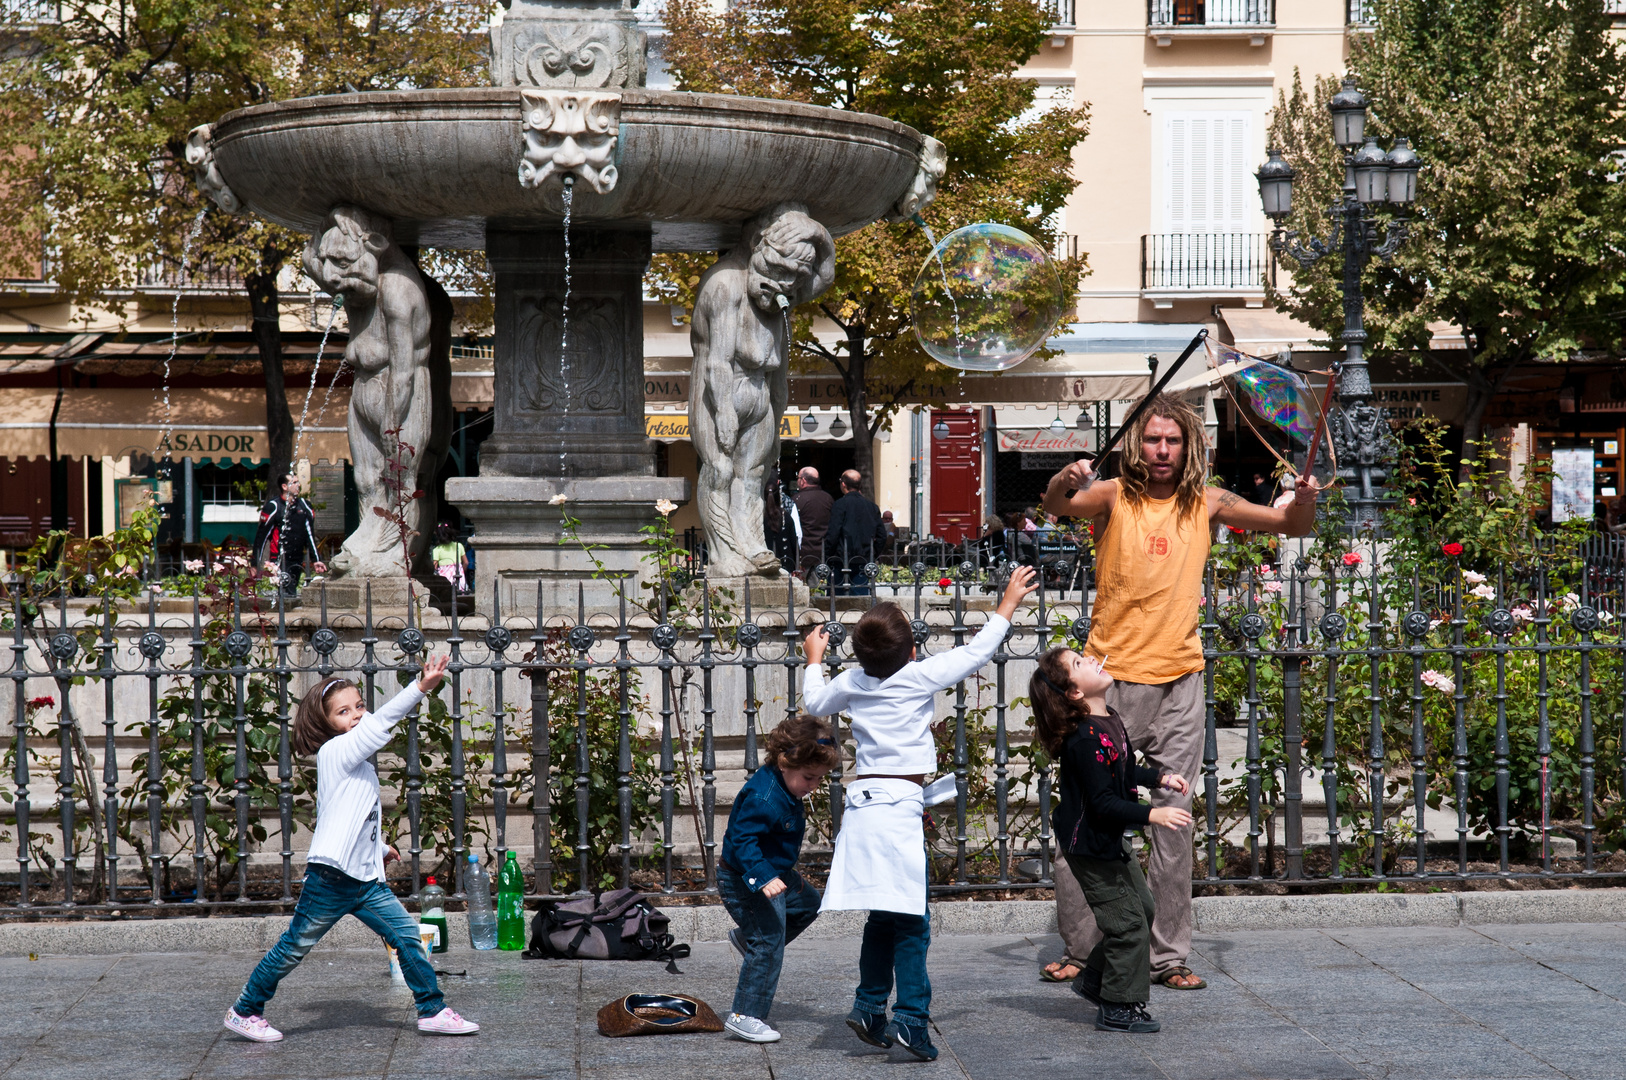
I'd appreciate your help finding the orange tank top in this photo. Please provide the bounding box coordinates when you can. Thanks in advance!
[1084,489,1209,685]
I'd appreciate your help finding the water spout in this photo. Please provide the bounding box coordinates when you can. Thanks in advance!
[910,213,962,365]
[294,295,345,462]
[560,174,574,481]
[158,208,209,455]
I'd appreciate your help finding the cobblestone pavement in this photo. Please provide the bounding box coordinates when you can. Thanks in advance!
[2,922,1624,1079]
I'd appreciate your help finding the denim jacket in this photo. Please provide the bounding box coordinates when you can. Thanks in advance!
[720,765,806,892]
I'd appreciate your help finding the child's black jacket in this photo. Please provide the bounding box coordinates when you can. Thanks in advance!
[1053,706,1162,863]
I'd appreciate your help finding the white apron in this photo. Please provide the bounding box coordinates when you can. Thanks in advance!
[820,778,928,917]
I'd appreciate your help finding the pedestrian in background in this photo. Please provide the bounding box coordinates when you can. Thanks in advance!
[825,469,886,594]
[791,466,833,576]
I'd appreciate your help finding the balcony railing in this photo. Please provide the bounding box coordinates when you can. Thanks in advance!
[1041,0,1075,29]
[1,0,60,24]
[136,262,244,293]
[1148,0,1273,27]
[1141,232,1274,292]
[1608,0,1626,16]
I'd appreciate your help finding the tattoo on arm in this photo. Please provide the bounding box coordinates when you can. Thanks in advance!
[1216,490,1241,512]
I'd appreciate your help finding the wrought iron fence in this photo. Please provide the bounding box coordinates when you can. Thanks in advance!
[6,531,1626,918]
[1142,232,1275,292]
[1148,0,1274,28]
[1041,0,1076,29]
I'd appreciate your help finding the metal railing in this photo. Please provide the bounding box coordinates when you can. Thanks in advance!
[7,526,1626,917]
[136,262,244,293]
[1041,0,1076,29]
[1148,0,1273,28]
[1347,0,1376,24]
[1142,232,1274,292]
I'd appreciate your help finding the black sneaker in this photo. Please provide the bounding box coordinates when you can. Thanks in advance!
[884,1018,939,1061]
[1095,1002,1161,1034]
[1072,967,1103,1007]
[845,1007,893,1048]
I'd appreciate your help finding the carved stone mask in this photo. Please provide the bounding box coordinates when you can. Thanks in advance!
[302,207,392,302]
[745,204,836,313]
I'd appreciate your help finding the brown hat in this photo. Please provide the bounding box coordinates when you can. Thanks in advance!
[596,993,724,1037]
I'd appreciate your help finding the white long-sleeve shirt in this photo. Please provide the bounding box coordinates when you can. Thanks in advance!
[801,614,1010,774]
[306,682,425,882]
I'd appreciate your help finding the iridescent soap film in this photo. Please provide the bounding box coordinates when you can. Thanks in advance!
[910,223,1067,372]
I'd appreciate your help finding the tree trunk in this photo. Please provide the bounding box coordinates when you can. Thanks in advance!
[841,326,876,499]
[247,265,294,482]
[1457,354,1516,481]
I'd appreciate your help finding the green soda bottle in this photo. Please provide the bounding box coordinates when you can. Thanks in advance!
[496,850,527,951]
[419,876,449,954]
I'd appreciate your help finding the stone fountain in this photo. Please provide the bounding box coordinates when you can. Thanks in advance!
[189,0,943,613]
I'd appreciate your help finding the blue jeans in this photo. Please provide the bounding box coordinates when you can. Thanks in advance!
[234,863,444,1019]
[854,909,931,1025]
[719,866,821,1020]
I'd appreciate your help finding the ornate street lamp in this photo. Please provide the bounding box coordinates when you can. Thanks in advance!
[1255,76,1423,530]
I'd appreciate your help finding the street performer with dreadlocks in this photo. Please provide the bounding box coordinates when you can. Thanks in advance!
[1040,393,1321,993]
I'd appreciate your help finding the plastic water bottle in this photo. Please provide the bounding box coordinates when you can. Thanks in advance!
[497,850,527,951]
[465,854,497,950]
[420,876,449,954]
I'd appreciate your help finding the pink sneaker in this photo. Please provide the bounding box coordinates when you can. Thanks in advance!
[223,1009,283,1042]
[417,1007,480,1035]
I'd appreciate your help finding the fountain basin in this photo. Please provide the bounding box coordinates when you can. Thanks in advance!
[208,88,930,251]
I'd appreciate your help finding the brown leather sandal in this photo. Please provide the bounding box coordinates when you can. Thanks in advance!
[1154,965,1207,990]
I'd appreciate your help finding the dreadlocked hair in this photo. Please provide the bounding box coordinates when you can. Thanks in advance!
[1116,392,1208,525]
[1029,647,1087,757]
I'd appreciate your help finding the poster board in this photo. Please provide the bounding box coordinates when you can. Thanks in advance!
[1551,448,1595,523]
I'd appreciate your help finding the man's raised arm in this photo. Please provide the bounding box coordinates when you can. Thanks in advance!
[1041,458,1116,520]
[1209,476,1323,538]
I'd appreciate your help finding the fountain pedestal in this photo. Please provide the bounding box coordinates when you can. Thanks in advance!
[445,225,686,614]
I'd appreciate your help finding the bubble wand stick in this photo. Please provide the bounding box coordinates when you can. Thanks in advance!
[1298,364,1341,484]
[1064,327,1208,498]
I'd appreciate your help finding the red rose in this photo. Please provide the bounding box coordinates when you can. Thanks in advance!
[938,576,953,588]
[1342,552,1362,566]
[1228,525,1246,535]
[1441,542,1464,557]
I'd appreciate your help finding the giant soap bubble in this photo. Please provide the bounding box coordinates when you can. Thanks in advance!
[910,223,1066,372]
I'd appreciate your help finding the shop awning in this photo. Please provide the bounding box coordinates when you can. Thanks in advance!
[0,387,351,462]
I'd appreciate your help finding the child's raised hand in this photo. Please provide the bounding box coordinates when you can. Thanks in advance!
[996,565,1039,619]
[803,624,829,665]
[1149,806,1193,831]
[418,653,450,693]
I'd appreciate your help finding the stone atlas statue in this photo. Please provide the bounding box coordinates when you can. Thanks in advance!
[689,203,836,579]
[302,207,452,579]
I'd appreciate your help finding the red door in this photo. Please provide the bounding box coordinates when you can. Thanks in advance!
[930,410,981,544]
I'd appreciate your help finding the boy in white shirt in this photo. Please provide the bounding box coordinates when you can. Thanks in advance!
[802,566,1037,1061]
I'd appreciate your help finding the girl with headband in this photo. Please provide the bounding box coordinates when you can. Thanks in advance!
[223,655,481,1043]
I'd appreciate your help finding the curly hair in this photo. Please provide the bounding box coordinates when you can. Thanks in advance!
[764,714,841,773]
[1116,392,1208,524]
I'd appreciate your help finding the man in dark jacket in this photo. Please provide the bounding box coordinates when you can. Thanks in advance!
[790,467,833,577]
[252,473,325,600]
[825,469,887,595]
